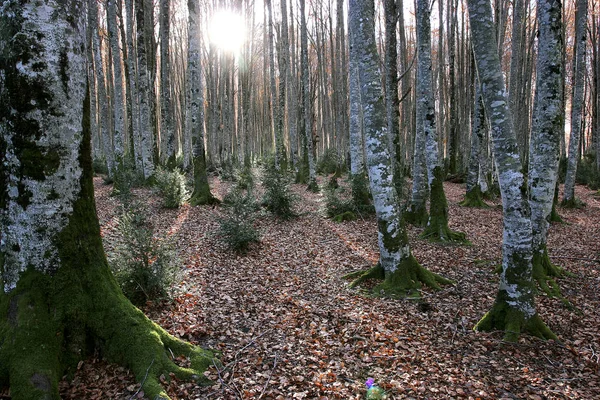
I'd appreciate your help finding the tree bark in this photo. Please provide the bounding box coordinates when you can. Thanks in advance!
[467,0,556,341]
[347,0,449,296]
[0,2,213,398]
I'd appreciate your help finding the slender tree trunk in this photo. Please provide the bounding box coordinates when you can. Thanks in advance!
[300,0,318,190]
[529,0,564,293]
[347,0,450,296]
[461,86,488,207]
[108,0,126,167]
[467,0,556,341]
[160,0,176,167]
[564,0,588,204]
[416,0,465,242]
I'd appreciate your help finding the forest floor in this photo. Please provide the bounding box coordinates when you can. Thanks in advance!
[59,173,600,399]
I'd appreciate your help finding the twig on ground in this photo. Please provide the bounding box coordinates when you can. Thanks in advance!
[257,352,279,399]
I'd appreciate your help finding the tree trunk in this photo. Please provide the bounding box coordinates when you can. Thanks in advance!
[416,0,466,243]
[0,3,213,398]
[529,0,564,294]
[161,0,176,167]
[467,0,556,341]
[563,0,588,204]
[347,0,449,296]
[300,0,318,191]
[461,86,488,207]
[108,0,126,167]
[187,0,218,206]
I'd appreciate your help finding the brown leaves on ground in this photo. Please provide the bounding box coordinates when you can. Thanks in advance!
[59,176,600,399]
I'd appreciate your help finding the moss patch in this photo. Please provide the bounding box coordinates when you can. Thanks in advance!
[403,204,428,227]
[560,197,586,209]
[532,246,564,297]
[190,152,219,206]
[459,186,489,208]
[345,256,452,298]
[332,211,356,223]
[474,295,557,342]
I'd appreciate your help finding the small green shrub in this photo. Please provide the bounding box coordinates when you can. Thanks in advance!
[219,189,260,253]
[235,166,255,192]
[112,159,144,201]
[108,203,180,305]
[350,173,374,214]
[323,186,354,218]
[261,167,298,219]
[317,148,340,175]
[93,157,108,175]
[576,151,599,190]
[154,167,189,208]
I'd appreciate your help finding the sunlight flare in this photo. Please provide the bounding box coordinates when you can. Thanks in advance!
[209,10,246,53]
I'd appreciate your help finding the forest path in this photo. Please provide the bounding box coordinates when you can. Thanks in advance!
[60,175,600,399]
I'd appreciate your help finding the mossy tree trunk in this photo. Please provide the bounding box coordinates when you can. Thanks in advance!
[0,3,213,398]
[187,0,218,206]
[416,0,466,243]
[529,0,564,295]
[461,87,489,208]
[467,0,556,341]
[347,0,449,296]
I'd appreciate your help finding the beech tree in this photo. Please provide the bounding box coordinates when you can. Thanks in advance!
[0,2,213,398]
[347,0,450,295]
[187,0,218,206]
[467,0,556,340]
[529,0,564,293]
[415,0,465,243]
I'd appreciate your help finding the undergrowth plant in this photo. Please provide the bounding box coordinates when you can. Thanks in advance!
[154,166,189,208]
[218,189,260,253]
[108,202,180,306]
[261,167,298,219]
[111,158,144,202]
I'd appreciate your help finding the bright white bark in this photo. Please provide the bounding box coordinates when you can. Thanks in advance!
[529,0,563,254]
[467,0,536,318]
[349,0,411,272]
[300,0,317,186]
[0,0,86,292]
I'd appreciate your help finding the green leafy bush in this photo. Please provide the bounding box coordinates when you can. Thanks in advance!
[235,166,255,192]
[154,167,189,208]
[218,189,260,253]
[576,151,599,190]
[109,204,180,305]
[93,157,108,175]
[261,167,298,219]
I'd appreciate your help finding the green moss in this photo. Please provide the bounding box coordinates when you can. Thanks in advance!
[459,185,489,208]
[0,86,215,400]
[474,296,557,342]
[532,246,563,297]
[332,211,356,223]
[421,167,467,243]
[403,204,428,227]
[345,256,452,298]
[373,256,452,298]
[190,150,219,206]
[560,197,586,209]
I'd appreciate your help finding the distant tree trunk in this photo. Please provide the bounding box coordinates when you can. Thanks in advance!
[265,0,283,170]
[288,0,299,172]
[279,0,290,170]
[529,0,564,293]
[406,105,429,226]
[416,0,466,243]
[136,0,155,179]
[90,0,114,177]
[125,0,142,171]
[384,0,401,185]
[160,0,175,167]
[348,8,364,177]
[187,0,218,205]
[467,0,556,341]
[564,0,588,205]
[460,87,488,207]
[300,0,318,191]
[347,0,450,296]
[108,0,126,167]
[0,2,213,398]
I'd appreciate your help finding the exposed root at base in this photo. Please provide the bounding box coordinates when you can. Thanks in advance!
[474,300,557,342]
[421,223,469,244]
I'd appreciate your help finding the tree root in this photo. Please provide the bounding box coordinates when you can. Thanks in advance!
[459,187,489,208]
[190,192,220,206]
[345,257,452,298]
[421,222,469,244]
[474,298,557,342]
[532,247,564,297]
[560,197,586,209]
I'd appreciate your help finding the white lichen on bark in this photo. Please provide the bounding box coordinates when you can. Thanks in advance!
[0,0,86,292]
[467,0,536,318]
[349,0,410,273]
[529,0,563,255]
